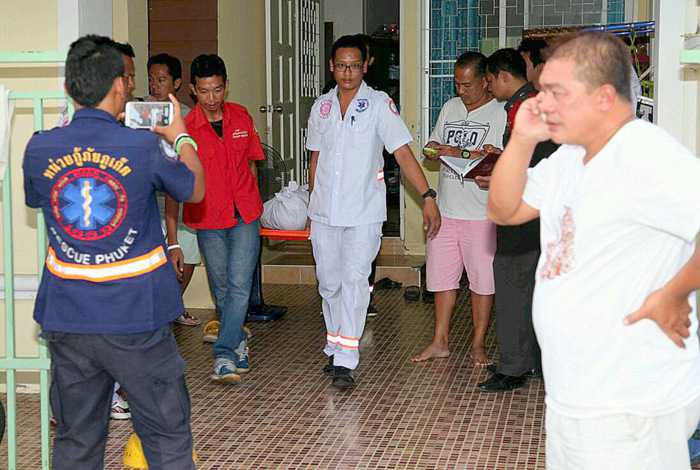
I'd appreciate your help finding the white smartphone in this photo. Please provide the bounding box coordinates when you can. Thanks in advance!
[124,101,173,129]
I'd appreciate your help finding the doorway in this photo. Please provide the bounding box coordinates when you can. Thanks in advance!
[147,0,218,107]
[322,0,401,237]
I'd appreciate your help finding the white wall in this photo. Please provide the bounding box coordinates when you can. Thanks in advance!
[324,0,364,39]
[653,0,698,153]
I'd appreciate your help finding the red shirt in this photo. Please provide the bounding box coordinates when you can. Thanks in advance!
[184,102,265,229]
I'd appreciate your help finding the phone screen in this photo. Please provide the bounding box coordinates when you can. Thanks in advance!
[125,102,173,129]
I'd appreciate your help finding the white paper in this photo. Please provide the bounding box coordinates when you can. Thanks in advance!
[439,155,484,181]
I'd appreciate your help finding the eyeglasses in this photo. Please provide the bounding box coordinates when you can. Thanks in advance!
[334,62,363,73]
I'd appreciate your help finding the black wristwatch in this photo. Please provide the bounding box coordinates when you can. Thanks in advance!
[421,188,437,200]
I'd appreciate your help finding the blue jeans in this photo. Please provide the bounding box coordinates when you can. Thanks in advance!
[197,218,260,361]
[689,420,700,464]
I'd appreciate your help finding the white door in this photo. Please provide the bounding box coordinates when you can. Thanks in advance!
[263,0,321,184]
[264,0,297,179]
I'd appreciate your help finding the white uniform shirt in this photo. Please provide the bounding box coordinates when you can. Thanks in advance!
[428,97,506,220]
[306,82,412,227]
[523,119,700,418]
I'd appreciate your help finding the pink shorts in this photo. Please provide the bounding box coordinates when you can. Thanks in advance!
[426,217,496,294]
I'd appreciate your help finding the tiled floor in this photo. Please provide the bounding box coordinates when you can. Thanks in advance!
[1,285,694,469]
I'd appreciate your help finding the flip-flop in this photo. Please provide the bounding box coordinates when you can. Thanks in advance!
[403,286,420,301]
[470,354,494,368]
[375,277,403,290]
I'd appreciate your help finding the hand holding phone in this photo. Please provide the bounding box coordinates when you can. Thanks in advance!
[151,94,188,146]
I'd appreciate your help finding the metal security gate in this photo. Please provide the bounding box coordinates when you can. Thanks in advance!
[0,50,71,470]
[263,0,320,185]
[297,0,321,185]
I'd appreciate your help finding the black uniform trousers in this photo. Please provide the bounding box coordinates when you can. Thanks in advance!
[45,325,194,470]
[493,221,542,377]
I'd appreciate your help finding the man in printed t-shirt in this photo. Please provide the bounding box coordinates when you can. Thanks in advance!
[411,52,506,368]
[489,32,700,469]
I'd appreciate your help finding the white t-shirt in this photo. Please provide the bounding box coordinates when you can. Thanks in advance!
[306,82,412,227]
[428,97,506,220]
[523,119,700,418]
[157,102,191,219]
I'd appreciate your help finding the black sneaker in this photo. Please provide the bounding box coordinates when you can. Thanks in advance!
[322,355,334,375]
[332,366,354,389]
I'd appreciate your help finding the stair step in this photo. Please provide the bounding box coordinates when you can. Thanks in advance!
[262,253,424,286]
[263,236,406,259]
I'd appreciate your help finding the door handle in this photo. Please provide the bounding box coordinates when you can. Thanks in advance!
[259,105,272,113]
[273,105,284,113]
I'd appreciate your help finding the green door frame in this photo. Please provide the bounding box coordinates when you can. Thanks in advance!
[0,50,70,470]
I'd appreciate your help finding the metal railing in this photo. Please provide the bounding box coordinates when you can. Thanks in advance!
[0,50,69,470]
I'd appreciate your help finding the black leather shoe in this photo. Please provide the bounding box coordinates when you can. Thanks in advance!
[322,356,334,376]
[486,364,541,379]
[478,373,526,393]
[332,366,355,389]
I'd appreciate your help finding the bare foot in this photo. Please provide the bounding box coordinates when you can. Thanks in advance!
[470,345,493,367]
[410,343,450,363]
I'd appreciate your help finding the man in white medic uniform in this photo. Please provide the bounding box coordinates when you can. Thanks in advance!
[306,34,441,389]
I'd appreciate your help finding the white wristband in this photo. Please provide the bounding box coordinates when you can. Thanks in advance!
[167,244,181,252]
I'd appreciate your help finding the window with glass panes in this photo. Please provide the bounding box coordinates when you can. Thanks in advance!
[424,0,626,134]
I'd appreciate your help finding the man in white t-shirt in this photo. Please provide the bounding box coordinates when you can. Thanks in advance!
[411,52,506,365]
[488,32,700,470]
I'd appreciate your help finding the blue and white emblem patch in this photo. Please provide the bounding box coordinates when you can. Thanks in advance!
[356,99,369,113]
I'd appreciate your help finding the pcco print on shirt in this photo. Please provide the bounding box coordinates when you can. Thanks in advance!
[428,97,506,221]
[305,81,412,227]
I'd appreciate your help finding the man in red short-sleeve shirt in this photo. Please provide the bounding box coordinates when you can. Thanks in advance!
[181,54,264,384]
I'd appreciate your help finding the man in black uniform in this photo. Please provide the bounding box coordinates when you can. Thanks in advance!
[478,48,557,392]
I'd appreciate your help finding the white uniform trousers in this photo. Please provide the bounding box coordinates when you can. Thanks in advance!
[310,220,382,370]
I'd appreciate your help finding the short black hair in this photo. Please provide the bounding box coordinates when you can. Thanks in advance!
[354,34,374,58]
[65,35,125,107]
[147,53,182,81]
[331,35,367,63]
[517,39,548,67]
[549,32,632,102]
[485,48,527,81]
[190,54,227,85]
[113,41,135,58]
[455,51,486,77]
